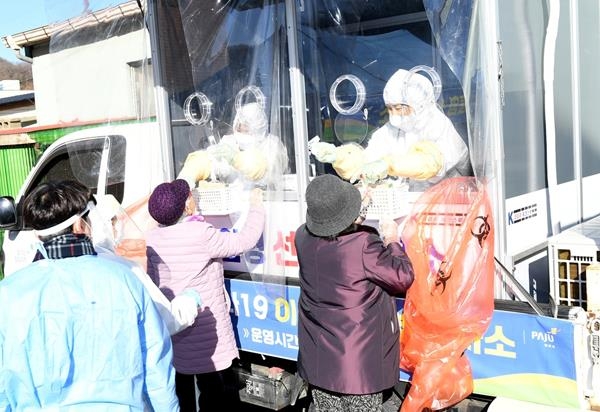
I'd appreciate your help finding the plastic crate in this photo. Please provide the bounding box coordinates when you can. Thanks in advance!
[192,186,237,215]
[234,368,294,410]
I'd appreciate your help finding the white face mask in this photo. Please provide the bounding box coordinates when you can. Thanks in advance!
[389,114,416,132]
[234,132,256,150]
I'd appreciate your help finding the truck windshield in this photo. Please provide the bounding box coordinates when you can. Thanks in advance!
[26,136,126,211]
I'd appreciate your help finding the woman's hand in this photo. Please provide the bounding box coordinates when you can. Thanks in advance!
[249,188,264,207]
[379,219,399,246]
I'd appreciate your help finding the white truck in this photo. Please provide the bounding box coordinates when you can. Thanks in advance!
[1,0,600,410]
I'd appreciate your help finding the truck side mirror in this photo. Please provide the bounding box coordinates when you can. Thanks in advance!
[0,197,17,228]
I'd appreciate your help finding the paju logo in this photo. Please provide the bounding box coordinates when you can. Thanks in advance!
[531,327,560,343]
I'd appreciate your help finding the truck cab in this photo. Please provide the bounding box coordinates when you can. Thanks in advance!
[1,122,163,274]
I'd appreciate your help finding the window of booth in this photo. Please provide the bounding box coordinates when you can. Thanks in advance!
[153,0,469,190]
[297,1,468,178]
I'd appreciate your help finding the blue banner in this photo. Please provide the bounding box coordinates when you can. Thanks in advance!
[226,278,580,407]
[469,310,575,379]
[226,278,300,360]
[468,310,579,408]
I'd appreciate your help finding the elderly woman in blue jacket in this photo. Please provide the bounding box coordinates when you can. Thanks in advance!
[295,174,415,411]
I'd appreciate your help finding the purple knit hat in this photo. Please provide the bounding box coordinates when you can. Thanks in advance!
[148,179,190,226]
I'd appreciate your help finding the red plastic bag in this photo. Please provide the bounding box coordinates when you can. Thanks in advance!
[399,177,495,411]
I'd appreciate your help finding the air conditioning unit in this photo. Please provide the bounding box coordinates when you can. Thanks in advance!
[547,215,600,310]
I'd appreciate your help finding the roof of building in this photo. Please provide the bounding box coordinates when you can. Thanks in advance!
[0,92,34,106]
[1,0,141,50]
[0,132,35,146]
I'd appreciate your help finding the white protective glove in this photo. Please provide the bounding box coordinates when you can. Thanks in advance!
[361,159,389,185]
[206,142,239,182]
[206,141,239,164]
[332,143,365,183]
[170,289,202,328]
[178,150,213,188]
[308,136,337,163]
[211,158,238,182]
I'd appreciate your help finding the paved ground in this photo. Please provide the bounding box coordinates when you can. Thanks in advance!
[229,369,492,412]
[236,389,491,411]
[237,385,401,411]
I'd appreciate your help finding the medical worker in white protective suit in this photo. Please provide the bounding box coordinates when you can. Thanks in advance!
[0,180,179,411]
[206,102,289,189]
[363,68,471,191]
[89,194,202,335]
[311,69,471,190]
[1,193,201,337]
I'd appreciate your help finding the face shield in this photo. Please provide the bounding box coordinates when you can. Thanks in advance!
[88,194,147,269]
[86,194,123,253]
[233,102,269,149]
[33,199,95,260]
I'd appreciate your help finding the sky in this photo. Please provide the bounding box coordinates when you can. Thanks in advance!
[0,0,117,63]
[0,0,47,62]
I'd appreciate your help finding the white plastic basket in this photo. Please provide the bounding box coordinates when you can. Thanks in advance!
[192,186,237,215]
[364,182,415,219]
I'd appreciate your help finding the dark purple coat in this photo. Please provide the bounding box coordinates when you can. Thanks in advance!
[295,224,414,395]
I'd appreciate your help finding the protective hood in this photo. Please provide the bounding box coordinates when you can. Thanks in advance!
[383,69,435,114]
[233,102,268,139]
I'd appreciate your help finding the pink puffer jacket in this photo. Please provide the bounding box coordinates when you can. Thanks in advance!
[146,205,265,374]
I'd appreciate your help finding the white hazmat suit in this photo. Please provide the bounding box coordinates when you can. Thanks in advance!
[2,196,200,336]
[211,102,289,189]
[365,68,470,191]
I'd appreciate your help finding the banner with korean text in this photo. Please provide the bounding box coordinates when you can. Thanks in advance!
[226,280,581,408]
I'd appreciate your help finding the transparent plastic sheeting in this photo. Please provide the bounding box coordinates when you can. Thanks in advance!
[41,0,161,207]
[158,0,294,279]
[424,0,473,90]
[170,1,289,157]
[423,0,493,181]
[400,177,495,411]
[44,0,153,125]
[37,1,496,283]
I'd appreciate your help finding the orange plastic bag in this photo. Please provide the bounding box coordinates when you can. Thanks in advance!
[113,194,157,272]
[399,177,495,411]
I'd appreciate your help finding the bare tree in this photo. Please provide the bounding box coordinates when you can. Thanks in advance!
[0,57,34,90]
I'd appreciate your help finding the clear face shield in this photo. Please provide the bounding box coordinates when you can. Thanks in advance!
[232,88,269,149]
[86,194,123,253]
[87,194,146,264]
